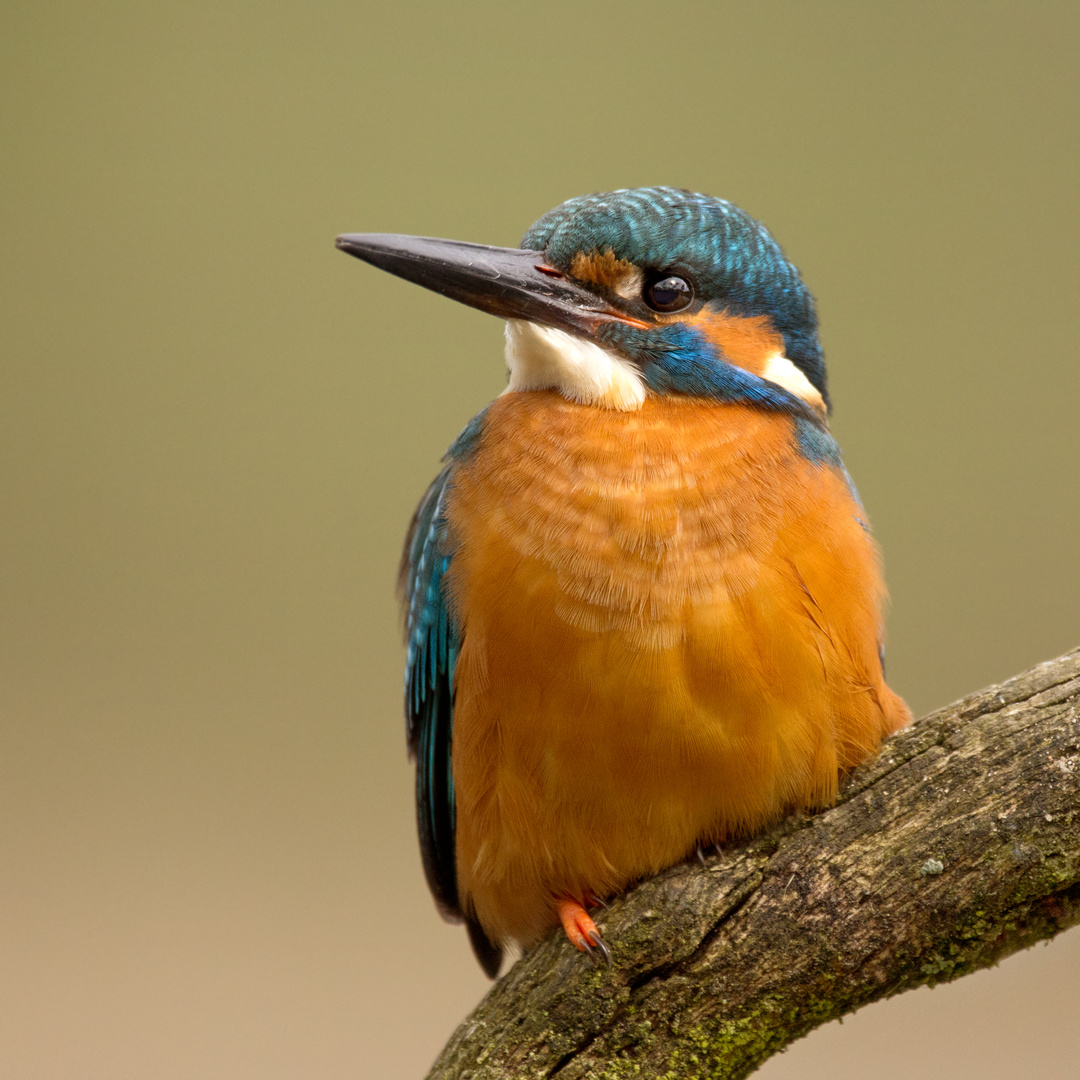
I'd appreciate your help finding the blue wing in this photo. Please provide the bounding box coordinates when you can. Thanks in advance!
[401,464,459,918]
[399,410,502,976]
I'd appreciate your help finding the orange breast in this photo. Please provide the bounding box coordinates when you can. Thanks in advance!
[444,391,910,946]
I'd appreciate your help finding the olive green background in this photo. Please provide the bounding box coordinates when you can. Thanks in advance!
[3,2,1078,1077]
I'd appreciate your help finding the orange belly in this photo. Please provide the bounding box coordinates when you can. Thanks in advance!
[443,391,910,947]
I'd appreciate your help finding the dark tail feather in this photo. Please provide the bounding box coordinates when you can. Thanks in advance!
[467,918,503,979]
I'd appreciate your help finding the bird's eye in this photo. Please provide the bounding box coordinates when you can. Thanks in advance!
[643,274,693,313]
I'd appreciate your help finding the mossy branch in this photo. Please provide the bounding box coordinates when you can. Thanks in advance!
[426,648,1080,1080]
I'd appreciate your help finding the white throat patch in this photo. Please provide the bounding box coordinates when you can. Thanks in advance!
[503,319,646,411]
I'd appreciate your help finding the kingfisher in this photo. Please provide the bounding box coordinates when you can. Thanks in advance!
[337,187,911,978]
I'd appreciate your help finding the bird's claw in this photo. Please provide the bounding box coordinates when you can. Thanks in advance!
[556,896,612,967]
[693,843,724,867]
[582,928,612,967]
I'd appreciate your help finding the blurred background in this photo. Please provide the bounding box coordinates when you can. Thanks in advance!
[3,2,1078,1077]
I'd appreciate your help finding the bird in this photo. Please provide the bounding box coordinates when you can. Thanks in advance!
[336,186,911,978]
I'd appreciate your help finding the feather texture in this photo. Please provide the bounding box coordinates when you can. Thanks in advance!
[439,391,910,948]
[401,428,504,975]
[400,465,459,917]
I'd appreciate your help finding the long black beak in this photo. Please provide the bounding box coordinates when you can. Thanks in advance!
[335,233,641,336]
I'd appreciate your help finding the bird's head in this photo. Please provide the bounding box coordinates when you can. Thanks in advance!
[337,186,827,418]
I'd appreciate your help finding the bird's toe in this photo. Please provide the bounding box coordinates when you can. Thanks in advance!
[556,897,611,965]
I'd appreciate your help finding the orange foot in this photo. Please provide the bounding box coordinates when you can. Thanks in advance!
[556,897,611,966]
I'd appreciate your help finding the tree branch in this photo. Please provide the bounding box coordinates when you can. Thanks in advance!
[426,648,1080,1080]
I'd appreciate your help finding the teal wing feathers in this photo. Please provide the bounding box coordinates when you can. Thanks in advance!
[399,411,502,977]
[401,465,459,920]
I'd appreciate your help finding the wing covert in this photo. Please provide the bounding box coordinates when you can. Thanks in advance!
[400,465,459,920]
[399,409,502,976]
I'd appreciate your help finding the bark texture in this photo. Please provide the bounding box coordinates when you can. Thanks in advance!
[427,648,1080,1080]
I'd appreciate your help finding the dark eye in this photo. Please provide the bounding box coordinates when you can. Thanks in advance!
[644,274,693,313]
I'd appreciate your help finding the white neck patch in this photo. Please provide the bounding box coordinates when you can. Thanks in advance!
[760,352,827,416]
[503,319,646,411]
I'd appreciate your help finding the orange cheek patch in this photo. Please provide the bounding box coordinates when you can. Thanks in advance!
[570,248,639,289]
[676,308,786,376]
